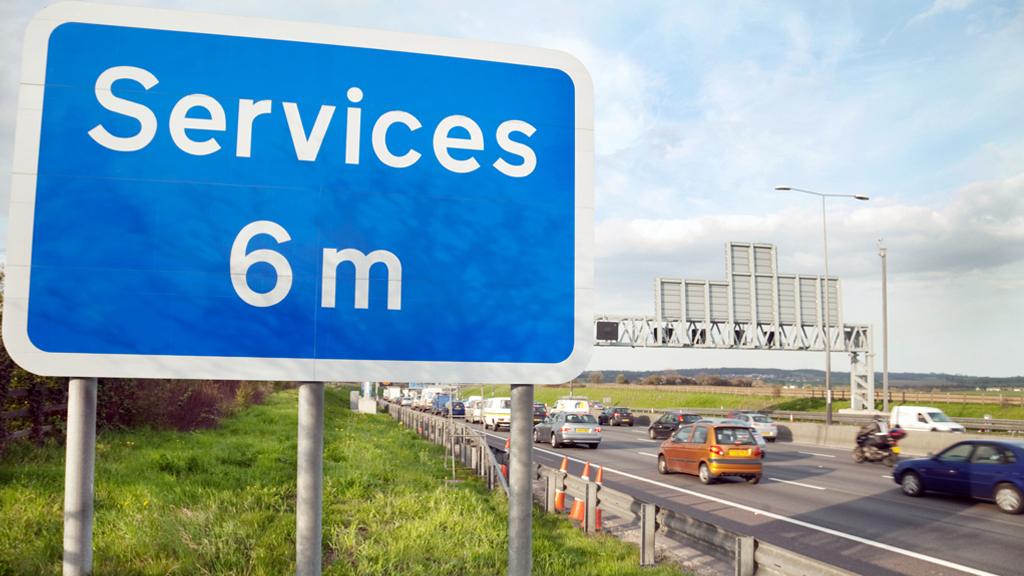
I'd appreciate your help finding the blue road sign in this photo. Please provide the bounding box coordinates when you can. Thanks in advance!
[4,3,593,383]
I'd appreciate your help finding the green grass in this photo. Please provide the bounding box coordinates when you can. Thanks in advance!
[477,385,1024,420]
[0,387,682,576]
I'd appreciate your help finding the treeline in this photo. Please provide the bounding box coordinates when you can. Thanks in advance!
[0,269,281,454]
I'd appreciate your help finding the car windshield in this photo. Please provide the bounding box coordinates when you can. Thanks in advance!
[928,412,951,422]
[565,414,597,424]
[751,415,772,423]
[533,406,546,413]
[715,427,757,445]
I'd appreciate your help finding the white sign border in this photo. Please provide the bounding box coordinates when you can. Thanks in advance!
[3,1,594,384]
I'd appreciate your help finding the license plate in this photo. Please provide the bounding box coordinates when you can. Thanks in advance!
[728,449,749,456]
[892,446,900,454]
[575,428,590,433]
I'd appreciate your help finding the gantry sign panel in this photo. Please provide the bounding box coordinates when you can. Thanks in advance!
[601,241,874,410]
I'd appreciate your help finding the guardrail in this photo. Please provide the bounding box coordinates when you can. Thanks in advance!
[382,402,854,576]
[386,401,508,495]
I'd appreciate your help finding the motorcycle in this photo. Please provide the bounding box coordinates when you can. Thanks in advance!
[852,427,906,467]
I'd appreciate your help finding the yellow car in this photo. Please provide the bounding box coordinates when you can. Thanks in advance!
[658,421,763,484]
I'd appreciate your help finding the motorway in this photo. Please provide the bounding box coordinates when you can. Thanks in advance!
[461,418,1023,576]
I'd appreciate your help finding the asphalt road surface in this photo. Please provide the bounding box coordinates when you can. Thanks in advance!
[463,419,1023,576]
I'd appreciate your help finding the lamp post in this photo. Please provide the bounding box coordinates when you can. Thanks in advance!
[775,186,869,425]
[878,239,889,413]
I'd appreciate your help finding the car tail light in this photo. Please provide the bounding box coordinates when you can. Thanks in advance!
[561,426,572,433]
[678,415,685,421]
[595,427,602,433]
[752,447,762,457]
[709,445,724,456]
[613,412,620,417]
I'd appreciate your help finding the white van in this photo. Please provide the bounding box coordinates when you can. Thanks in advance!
[464,399,484,424]
[552,397,590,414]
[482,397,512,430]
[890,406,965,433]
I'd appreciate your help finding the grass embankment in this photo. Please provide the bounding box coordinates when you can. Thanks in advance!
[0,387,682,576]
[481,385,1024,419]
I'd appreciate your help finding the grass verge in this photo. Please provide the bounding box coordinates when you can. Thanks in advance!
[0,387,682,576]
[477,385,1024,420]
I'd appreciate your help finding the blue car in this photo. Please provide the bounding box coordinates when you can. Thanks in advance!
[893,440,1024,514]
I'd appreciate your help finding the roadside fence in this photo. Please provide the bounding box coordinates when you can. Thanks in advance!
[383,402,854,576]
[0,374,67,453]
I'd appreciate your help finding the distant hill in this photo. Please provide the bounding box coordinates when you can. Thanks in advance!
[578,368,1024,389]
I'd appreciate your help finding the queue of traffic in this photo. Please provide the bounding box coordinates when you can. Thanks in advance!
[382,389,1024,515]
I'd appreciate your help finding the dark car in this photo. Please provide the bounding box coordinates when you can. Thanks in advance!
[893,440,1024,514]
[598,407,634,427]
[446,401,465,418]
[648,411,703,439]
[532,403,548,425]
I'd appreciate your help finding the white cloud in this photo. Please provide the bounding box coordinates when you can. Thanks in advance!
[910,0,975,25]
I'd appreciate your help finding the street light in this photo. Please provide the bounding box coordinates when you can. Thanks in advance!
[878,239,889,414]
[775,185,869,425]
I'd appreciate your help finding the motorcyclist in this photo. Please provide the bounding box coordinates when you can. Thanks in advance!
[856,417,889,449]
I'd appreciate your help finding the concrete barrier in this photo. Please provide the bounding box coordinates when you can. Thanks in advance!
[779,422,985,457]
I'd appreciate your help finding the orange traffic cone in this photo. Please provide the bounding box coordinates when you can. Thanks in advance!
[594,466,603,531]
[501,437,510,479]
[568,462,591,522]
[554,456,568,512]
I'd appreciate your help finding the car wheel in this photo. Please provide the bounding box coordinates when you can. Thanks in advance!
[995,483,1023,514]
[533,429,540,443]
[586,443,599,449]
[550,433,560,448]
[657,454,670,474]
[649,428,656,440]
[747,474,761,484]
[901,471,924,497]
[699,463,714,485]
[628,422,634,427]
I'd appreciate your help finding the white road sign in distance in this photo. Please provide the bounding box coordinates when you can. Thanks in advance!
[4,2,594,383]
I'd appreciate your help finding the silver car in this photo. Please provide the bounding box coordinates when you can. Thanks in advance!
[533,412,602,449]
[730,412,779,442]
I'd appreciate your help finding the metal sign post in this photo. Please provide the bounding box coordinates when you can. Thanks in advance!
[296,382,324,576]
[508,384,534,576]
[63,377,97,576]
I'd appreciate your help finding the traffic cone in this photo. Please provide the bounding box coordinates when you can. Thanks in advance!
[554,456,568,512]
[568,462,591,522]
[501,437,510,479]
[594,466,603,531]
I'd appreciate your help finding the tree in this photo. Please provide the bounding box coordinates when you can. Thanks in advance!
[615,373,627,384]
[588,371,603,385]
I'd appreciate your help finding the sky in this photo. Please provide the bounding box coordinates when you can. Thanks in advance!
[1,0,1022,377]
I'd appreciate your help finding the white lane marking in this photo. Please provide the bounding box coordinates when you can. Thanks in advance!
[481,431,1001,576]
[637,452,659,458]
[882,475,894,479]
[798,451,836,458]
[768,477,826,491]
